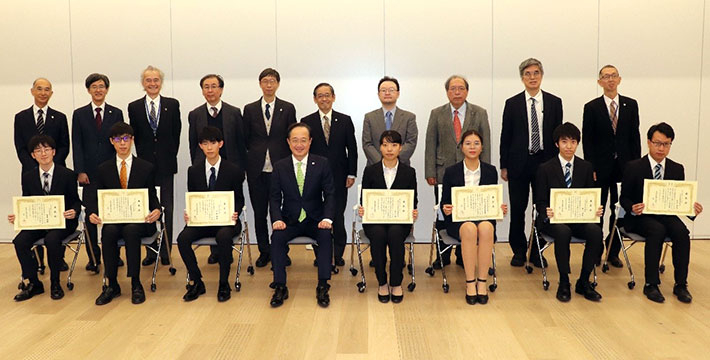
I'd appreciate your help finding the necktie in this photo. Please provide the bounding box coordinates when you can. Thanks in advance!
[120,160,127,189]
[265,104,271,120]
[95,107,102,130]
[453,110,462,142]
[42,172,50,194]
[654,163,662,180]
[149,101,158,133]
[36,109,45,134]
[564,162,572,188]
[265,104,272,134]
[385,111,393,130]
[610,100,618,134]
[211,106,218,118]
[530,98,541,153]
[296,161,306,222]
[323,116,331,145]
[208,166,216,190]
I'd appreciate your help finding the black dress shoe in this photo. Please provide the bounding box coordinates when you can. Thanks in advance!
[510,254,526,267]
[60,260,69,272]
[95,286,121,305]
[316,284,330,308]
[334,257,345,267]
[142,255,156,266]
[575,279,602,301]
[255,254,271,268]
[50,281,64,300]
[207,253,219,264]
[131,283,146,304]
[530,255,548,268]
[673,284,692,303]
[85,261,101,272]
[378,293,390,303]
[14,281,45,301]
[556,283,571,302]
[270,285,289,307]
[313,259,318,267]
[369,259,375,267]
[183,281,206,302]
[465,279,477,305]
[217,282,231,302]
[643,284,665,303]
[285,255,291,267]
[118,257,124,267]
[391,291,403,304]
[608,257,624,268]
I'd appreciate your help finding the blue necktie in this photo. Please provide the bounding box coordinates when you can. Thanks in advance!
[265,104,271,120]
[385,111,393,130]
[208,166,216,190]
[654,163,662,180]
[564,162,572,188]
[149,101,158,134]
[530,98,541,153]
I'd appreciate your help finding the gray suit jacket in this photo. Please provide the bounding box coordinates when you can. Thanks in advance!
[188,101,246,172]
[424,101,491,183]
[362,106,418,166]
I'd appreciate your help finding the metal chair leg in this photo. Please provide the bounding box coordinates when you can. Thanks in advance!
[355,232,366,293]
[407,242,416,292]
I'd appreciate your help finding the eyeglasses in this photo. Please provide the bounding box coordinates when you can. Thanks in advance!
[315,93,332,99]
[464,141,482,146]
[111,135,132,143]
[33,147,53,154]
[90,84,106,90]
[651,141,672,148]
[260,78,278,85]
[202,84,221,90]
[600,73,620,80]
[523,70,541,78]
[379,88,398,94]
[448,86,467,92]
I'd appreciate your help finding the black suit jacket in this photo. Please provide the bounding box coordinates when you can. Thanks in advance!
[582,95,641,181]
[440,161,498,224]
[534,156,595,228]
[21,164,81,230]
[270,154,334,225]
[71,103,124,180]
[14,106,70,173]
[187,159,245,214]
[361,161,418,209]
[301,110,358,189]
[128,96,182,175]
[188,101,246,172]
[243,97,296,180]
[499,91,563,178]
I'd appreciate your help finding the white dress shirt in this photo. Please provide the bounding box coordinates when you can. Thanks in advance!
[450,102,467,124]
[32,104,49,125]
[205,100,223,115]
[648,155,666,180]
[116,155,133,181]
[205,156,222,185]
[38,164,55,192]
[463,161,480,187]
[382,160,399,189]
[558,154,575,178]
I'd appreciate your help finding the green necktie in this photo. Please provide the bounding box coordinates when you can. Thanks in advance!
[297,161,306,222]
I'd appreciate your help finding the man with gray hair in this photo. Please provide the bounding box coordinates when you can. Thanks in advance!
[425,75,491,267]
[499,58,562,268]
[128,65,182,266]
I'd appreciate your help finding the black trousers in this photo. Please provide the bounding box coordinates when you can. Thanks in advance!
[271,219,332,285]
[14,227,76,282]
[596,161,622,258]
[82,184,101,264]
[626,215,690,285]
[508,153,544,258]
[332,185,348,260]
[540,223,603,282]
[147,173,174,259]
[363,224,410,287]
[177,223,241,283]
[102,223,154,279]
[248,171,272,256]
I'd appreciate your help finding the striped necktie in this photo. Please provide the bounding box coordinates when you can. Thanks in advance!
[37,109,45,134]
[564,162,572,188]
[654,163,662,180]
[297,161,306,222]
[42,172,50,194]
[530,98,541,153]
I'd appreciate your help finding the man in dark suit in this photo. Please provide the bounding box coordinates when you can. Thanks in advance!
[535,123,604,303]
[89,122,162,306]
[178,126,244,302]
[301,83,357,266]
[269,123,335,308]
[128,65,181,266]
[620,123,703,304]
[188,74,246,264]
[243,68,297,267]
[500,58,563,267]
[9,135,81,301]
[72,73,125,272]
[582,65,641,268]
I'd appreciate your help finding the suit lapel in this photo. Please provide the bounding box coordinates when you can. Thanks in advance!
[518,92,530,139]
[199,160,211,190]
[571,157,585,187]
[310,113,327,148]
[302,157,317,198]
[126,156,139,188]
[392,107,403,131]
[553,160,566,187]
[221,104,233,145]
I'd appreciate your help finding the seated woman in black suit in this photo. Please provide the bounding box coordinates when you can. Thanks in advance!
[358,130,418,303]
[441,130,507,305]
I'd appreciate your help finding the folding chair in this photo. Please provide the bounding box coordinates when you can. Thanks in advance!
[424,185,498,294]
[184,206,254,291]
[526,205,598,291]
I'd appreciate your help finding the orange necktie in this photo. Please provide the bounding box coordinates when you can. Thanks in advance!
[120,160,127,189]
[453,110,462,142]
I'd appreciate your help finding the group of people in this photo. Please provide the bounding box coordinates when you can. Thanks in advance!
[8,58,702,308]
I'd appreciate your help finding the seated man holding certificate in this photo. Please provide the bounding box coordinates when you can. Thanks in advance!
[177,126,244,302]
[88,122,162,305]
[9,135,81,301]
[358,130,418,304]
[620,122,703,303]
[535,123,603,302]
[269,122,335,308]
[441,130,507,305]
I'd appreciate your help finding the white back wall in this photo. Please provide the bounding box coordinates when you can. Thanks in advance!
[1,0,709,242]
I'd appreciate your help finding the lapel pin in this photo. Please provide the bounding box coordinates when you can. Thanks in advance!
[623,103,627,107]
[109,110,113,114]
[311,161,315,165]
[279,108,283,112]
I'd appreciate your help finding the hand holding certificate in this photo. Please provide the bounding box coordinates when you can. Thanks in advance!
[185,191,236,227]
[98,189,150,224]
[451,184,504,222]
[362,189,415,224]
[643,180,698,216]
[549,188,601,224]
[12,195,66,231]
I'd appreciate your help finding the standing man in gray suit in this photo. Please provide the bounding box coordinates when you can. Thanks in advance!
[425,75,491,267]
[188,74,246,264]
[362,76,418,166]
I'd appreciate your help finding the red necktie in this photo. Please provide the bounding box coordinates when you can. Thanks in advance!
[95,108,102,130]
[453,110,462,142]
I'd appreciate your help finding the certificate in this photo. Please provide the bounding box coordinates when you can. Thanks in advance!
[549,188,601,224]
[362,189,414,224]
[13,195,65,231]
[451,185,504,222]
[98,189,149,224]
[185,191,235,227]
[643,179,697,216]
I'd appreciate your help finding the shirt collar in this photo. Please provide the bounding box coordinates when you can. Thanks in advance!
[382,159,399,171]
[145,94,161,106]
[33,104,48,116]
[92,102,105,114]
[382,107,396,118]
[38,163,55,178]
[558,154,575,169]
[206,156,222,173]
[116,155,133,167]
[603,94,620,107]
[450,102,467,115]
[648,155,666,171]
[206,100,223,114]
[292,154,309,167]
[526,90,542,102]
[463,160,480,174]
[319,109,333,120]
[261,97,275,108]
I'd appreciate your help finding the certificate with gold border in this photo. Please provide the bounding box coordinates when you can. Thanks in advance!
[98,189,149,224]
[13,195,65,231]
[643,180,697,216]
[362,189,414,224]
[549,188,601,224]
[185,191,235,227]
[451,184,504,222]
